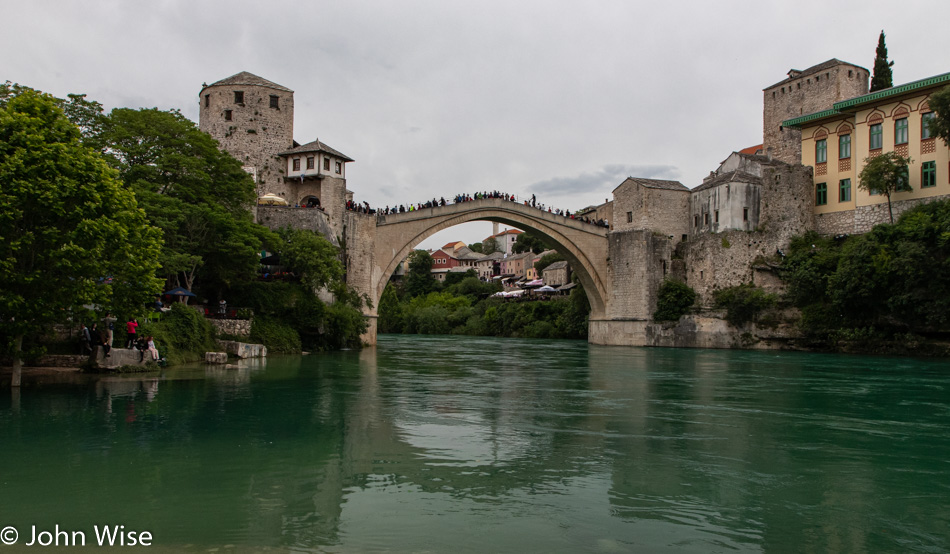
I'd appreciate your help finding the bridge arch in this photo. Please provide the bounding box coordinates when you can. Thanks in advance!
[370,198,610,319]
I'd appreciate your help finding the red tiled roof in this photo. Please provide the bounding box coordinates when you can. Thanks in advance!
[738,144,763,155]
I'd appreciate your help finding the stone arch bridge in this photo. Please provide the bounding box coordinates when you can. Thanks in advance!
[343,198,673,346]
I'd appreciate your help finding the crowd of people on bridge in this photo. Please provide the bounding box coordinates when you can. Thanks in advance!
[371,191,609,228]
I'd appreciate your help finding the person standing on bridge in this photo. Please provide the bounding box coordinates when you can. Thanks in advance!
[531,194,536,207]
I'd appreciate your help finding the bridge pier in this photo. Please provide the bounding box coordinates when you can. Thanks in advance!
[588,319,651,346]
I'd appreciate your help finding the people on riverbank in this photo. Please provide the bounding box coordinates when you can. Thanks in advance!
[125,318,139,349]
[80,323,92,355]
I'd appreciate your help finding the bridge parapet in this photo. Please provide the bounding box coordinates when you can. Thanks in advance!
[376,198,608,237]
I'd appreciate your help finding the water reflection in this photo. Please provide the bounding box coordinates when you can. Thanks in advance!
[0,339,948,552]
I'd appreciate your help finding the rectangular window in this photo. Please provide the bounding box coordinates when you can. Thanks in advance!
[870,123,883,150]
[895,117,908,145]
[714,210,719,223]
[704,213,709,225]
[335,161,342,174]
[204,94,210,108]
[839,134,851,159]
[816,182,827,206]
[743,207,749,222]
[224,109,232,121]
[323,157,330,171]
[815,139,827,163]
[292,158,300,171]
[694,215,699,228]
[626,211,633,223]
[839,179,851,202]
[306,156,315,170]
[922,161,936,188]
[234,91,244,104]
[922,112,935,140]
[269,95,279,109]
[897,167,911,191]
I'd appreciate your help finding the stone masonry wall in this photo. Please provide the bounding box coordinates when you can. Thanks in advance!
[763,63,868,164]
[209,319,251,338]
[606,230,672,321]
[256,206,337,245]
[816,193,950,235]
[199,82,294,200]
[343,210,378,344]
[685,163,814,305]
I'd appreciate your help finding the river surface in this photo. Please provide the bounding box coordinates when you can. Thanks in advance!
[1,336,948,553]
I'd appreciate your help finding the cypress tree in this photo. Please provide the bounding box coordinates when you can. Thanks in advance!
[870,30,894,92]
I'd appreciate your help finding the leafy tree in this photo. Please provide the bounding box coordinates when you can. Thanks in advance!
[96,107,269,295]
[482,237,500,255]
[653,280,697,322]
[468,242,484,253]
[534,252,565,274]
[443,268,478,287]
[277,228,343,290]
[858,151,912,223]
[870,30,894,92]
[512,229,549,254]
[405,250,439,297]
[927,84,950,146]
[0,88,162,384]
[378,283,404,333]
[713,284,777,326]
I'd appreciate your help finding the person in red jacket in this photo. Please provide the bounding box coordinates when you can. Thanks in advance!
[125,318,139,349]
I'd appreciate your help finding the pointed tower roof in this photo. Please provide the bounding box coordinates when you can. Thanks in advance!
[203,72,293,93]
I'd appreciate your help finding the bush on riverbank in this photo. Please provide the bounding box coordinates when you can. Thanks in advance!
[227,281,366,352]
[137,303,217,365]
[653,280,697,322]
[379,276,591,340]
[781,199,950,345]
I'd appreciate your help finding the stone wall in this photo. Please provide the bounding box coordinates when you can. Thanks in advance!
[256,206,337,244]
[343,210,379,345]
[763,61,868,164]
[199,79,294,200]
[645,315,801,350]
[612,180,689,242]
[209,318,251,338]
[605,230,672,321]
[816,193,950,235]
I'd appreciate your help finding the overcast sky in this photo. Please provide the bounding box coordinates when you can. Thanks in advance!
[5,0,950,249]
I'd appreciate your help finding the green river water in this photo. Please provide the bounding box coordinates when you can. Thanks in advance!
[1,336,948,553]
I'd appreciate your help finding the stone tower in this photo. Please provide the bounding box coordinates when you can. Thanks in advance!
[763,59,869,164]
[199,72,295,198]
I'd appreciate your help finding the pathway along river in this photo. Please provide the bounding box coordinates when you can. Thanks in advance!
[1,336,948,553]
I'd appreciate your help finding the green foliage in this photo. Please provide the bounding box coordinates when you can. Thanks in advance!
[927,84,950,146]
[782,200,950,341]
[858,151,912,223]
[721,237,731,248]
[277,227,343,290]
[96,107,269,295]
[713,284,778,326]
[378,283,404,333]
[512,229,550,254]
[249,316,302,354]
[481,237,500,255]
[139,303,216,365]
[443,269,478,287]
[653,280,697,322]
[870,31,894,92]
[443,275,500,302]
[534,252,565,274]
[406,249,439,297]
[0,86,163,367]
